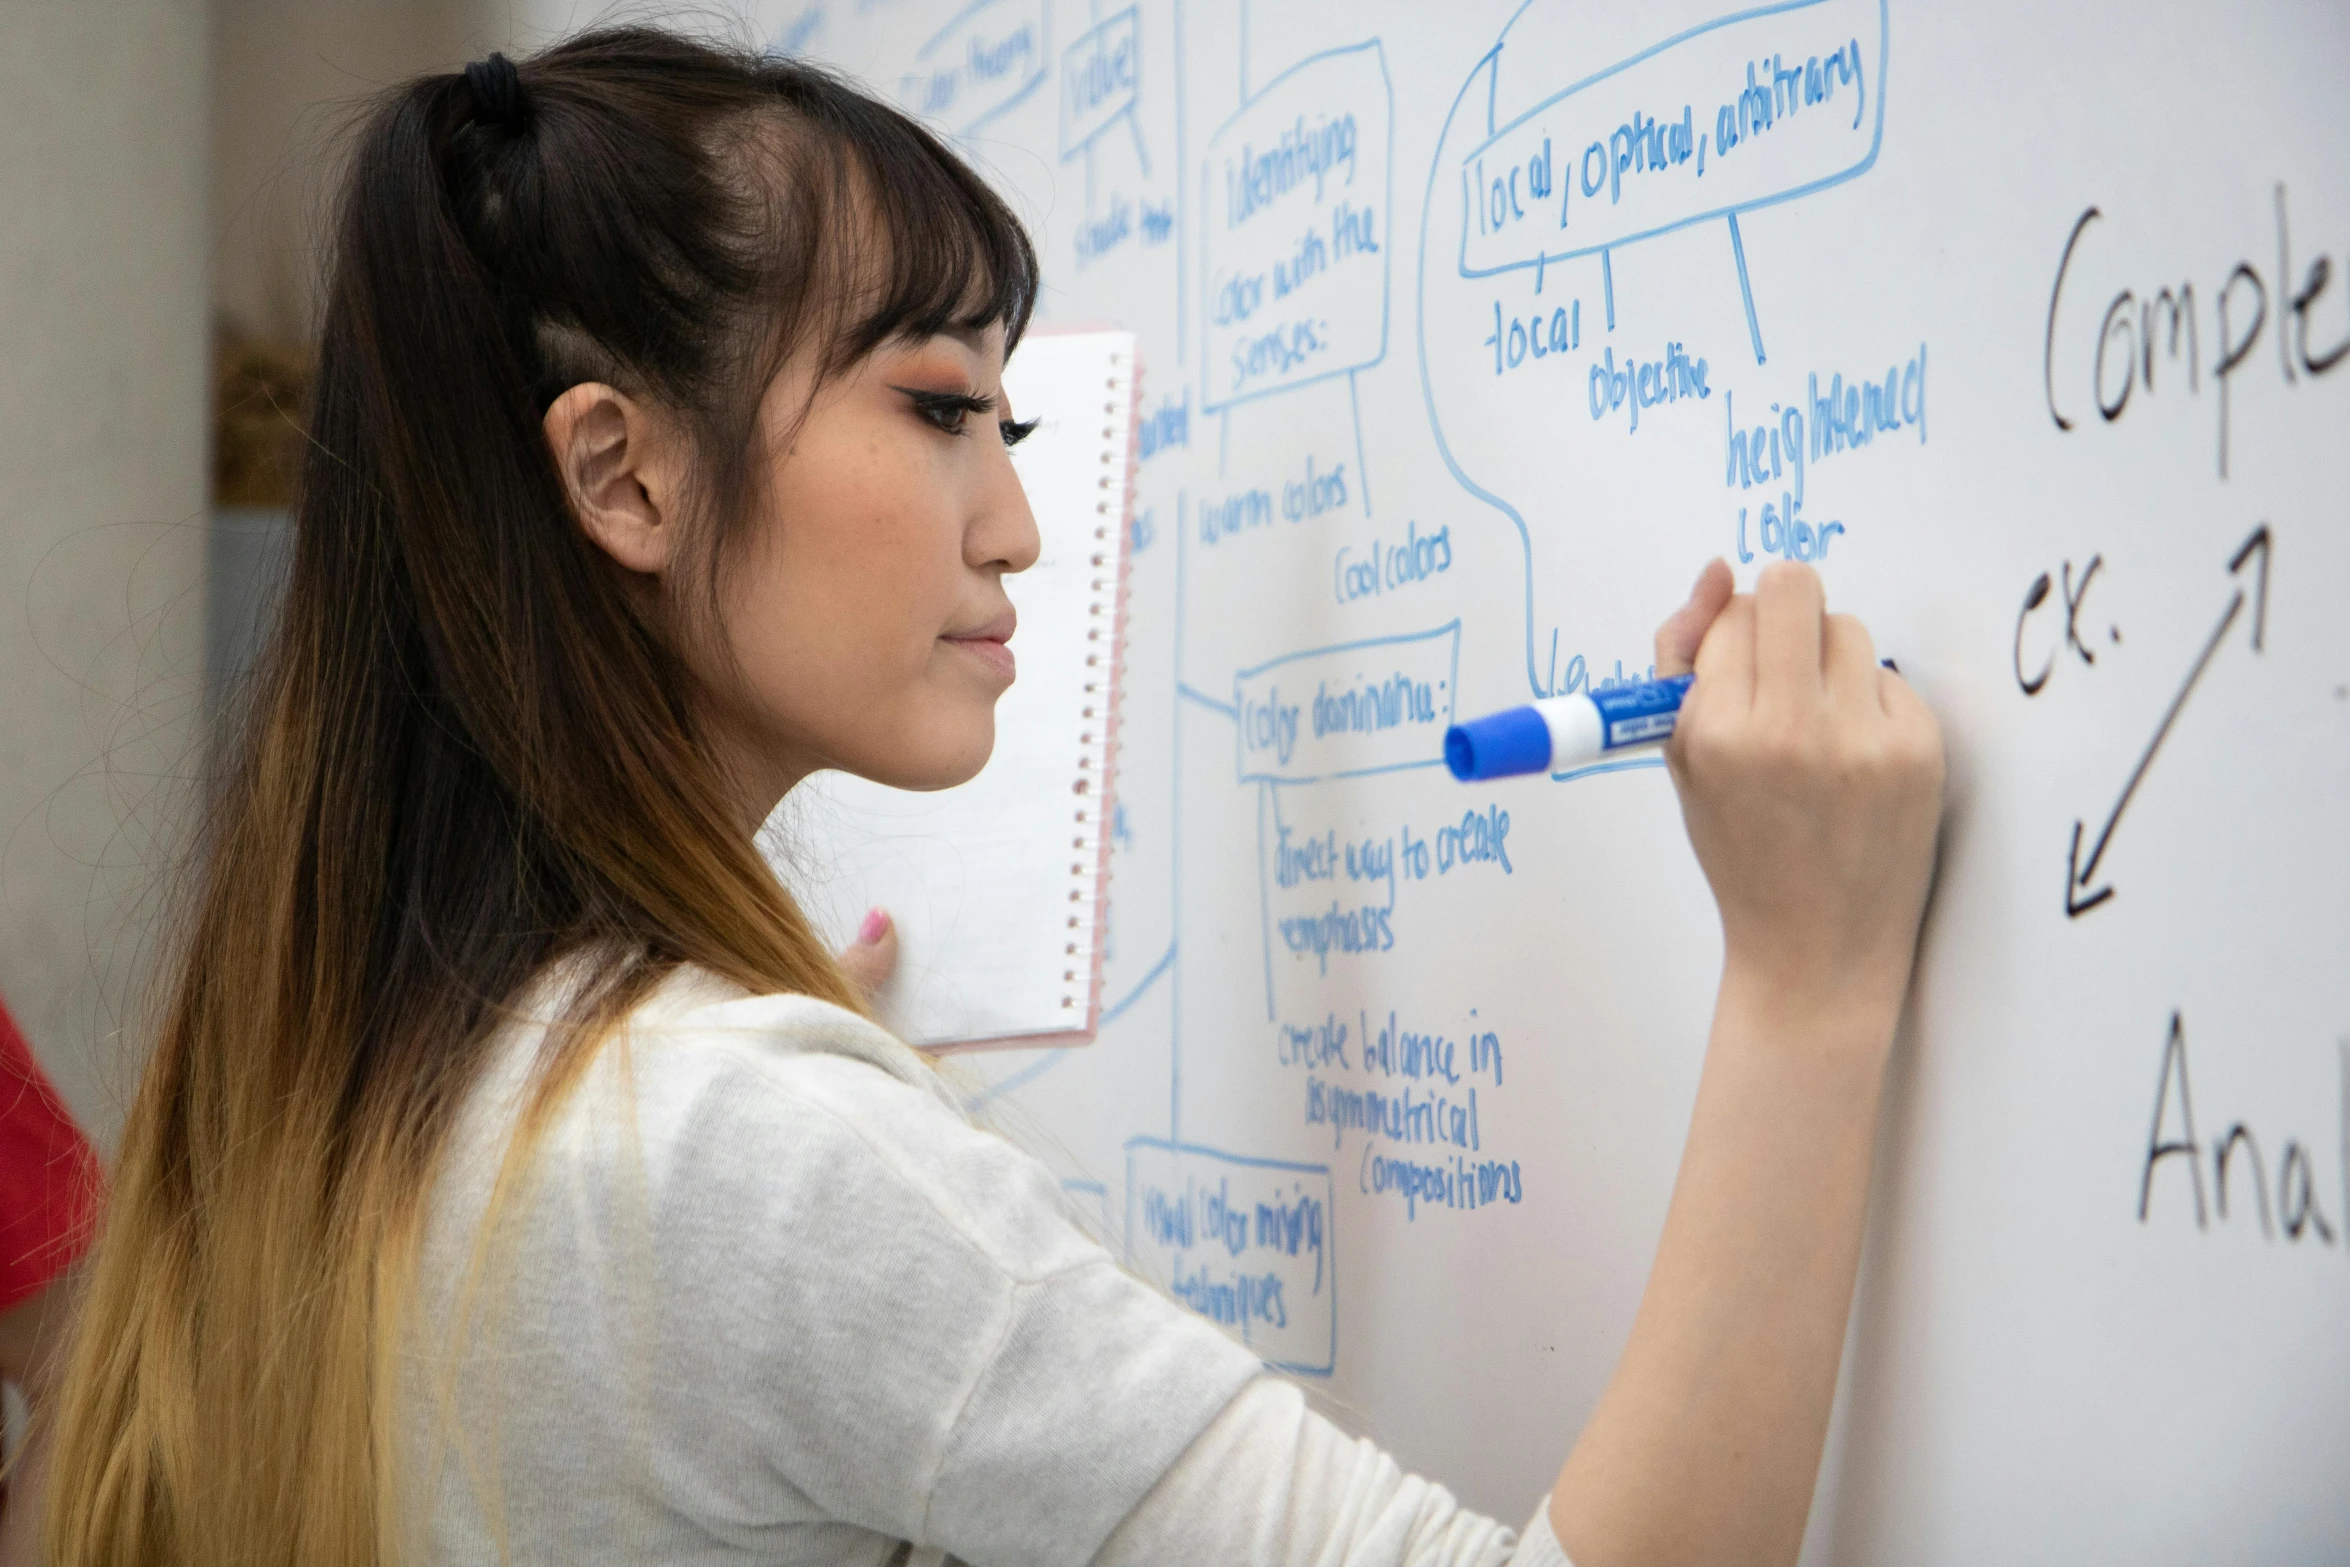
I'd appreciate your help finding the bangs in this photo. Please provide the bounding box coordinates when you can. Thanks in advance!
[766,62,1040,368]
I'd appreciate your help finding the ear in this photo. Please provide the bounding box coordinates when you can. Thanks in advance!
[542,383,685,576]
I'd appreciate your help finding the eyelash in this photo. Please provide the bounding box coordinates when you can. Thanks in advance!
[900,388,1040,448]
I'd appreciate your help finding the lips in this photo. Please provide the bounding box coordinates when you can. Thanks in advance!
[942,609,1017,681]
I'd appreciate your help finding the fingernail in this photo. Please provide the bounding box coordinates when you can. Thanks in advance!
[858,908,889,945]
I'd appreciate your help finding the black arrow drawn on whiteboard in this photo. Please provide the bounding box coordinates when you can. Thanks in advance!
[2066,524,2271,917]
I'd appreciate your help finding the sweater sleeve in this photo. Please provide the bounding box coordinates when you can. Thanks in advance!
[1092,1378,1575,1567]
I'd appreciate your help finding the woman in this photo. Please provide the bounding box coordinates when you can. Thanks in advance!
[45,29,1942,1567]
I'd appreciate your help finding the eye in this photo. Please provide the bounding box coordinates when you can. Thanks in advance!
[1000,417,1040,448]
[895,386,994,436]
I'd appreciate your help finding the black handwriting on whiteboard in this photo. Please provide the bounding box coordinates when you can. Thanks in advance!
[2065,525,2270,917]
[2137,1011,2342,1248]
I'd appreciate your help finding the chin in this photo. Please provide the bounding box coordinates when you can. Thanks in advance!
[864,713,996,792]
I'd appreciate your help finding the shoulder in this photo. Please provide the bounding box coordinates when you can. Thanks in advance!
[630,965,947,1100]
[523,965,1095,1287]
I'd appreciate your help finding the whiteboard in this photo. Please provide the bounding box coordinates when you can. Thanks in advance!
[529,0,2350,1556]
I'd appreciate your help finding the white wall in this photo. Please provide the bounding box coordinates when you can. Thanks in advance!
[212,0,479,344]
[0,4,210,1144]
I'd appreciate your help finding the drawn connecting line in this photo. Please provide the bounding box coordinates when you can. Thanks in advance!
[2066,524,2271,917]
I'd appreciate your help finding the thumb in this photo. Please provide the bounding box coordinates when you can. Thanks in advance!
[1654,557,1735,678]
[839,907,898,1000]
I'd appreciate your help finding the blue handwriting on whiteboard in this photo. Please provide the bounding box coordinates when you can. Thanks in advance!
[1234,623,1459,784]
[1589,341,1711,432]
[1361,1149,1523,1220]
[900,0,1048,136]
[1126,1141,1336,1373]
[1203,40,1394,410]
[1334,520,1450,604]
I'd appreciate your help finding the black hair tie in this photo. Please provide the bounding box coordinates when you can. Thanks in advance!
[463,52,527,131]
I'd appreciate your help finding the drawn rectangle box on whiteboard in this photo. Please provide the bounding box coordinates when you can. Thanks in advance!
[1125,1139,1336,1376]
[1059,8,1138,158]
[900,0,1049,138]
[1456,0,1886,278]
[1233,621,1460,784]
[1200,40,1392,410]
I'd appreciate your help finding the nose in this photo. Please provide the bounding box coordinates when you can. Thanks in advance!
[970,431,1041,575]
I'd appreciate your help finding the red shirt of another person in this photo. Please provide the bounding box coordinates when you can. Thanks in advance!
[0,1003,99,1309]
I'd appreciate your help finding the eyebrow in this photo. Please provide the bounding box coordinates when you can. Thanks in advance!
[883,318,1001,364]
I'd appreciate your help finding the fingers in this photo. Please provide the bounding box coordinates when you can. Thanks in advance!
[1653,558,1736,679]
[1822,612,1880,716]
[1752,562,1825,714]
[1877,667,1947,778]
[1691,590,1757,710]
[839,907,897,1000]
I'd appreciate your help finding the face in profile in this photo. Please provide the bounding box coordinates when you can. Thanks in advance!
[548,315,1042,818]
[713,320,1041,797]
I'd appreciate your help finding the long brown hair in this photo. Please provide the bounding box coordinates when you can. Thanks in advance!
[46,29,1036,1565]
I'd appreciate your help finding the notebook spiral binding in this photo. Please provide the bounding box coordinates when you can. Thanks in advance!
[1059,346,1137,1025]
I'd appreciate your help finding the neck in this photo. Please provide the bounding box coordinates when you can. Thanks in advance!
[697,711,812,837]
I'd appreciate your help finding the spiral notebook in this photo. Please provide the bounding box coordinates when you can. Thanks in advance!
[772,330,1136,1049]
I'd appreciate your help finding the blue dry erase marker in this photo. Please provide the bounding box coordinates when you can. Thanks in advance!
[1445,662,1899,781]
[1444,676,1693,780]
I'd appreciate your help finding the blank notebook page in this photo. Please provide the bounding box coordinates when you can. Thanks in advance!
[769,330,1136,1049]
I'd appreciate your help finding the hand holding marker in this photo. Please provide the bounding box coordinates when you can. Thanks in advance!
[1446,618,1897,779]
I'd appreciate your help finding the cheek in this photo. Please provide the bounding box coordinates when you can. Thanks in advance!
[720,443,972,758]
[752,495,940,676]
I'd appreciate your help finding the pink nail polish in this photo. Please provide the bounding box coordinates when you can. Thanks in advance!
[858,908,889,945]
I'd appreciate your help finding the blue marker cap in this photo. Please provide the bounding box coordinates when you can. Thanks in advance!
[1444,707,1552,781]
